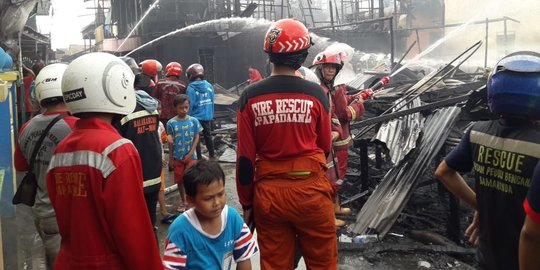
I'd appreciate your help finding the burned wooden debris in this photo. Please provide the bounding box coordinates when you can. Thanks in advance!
[207,47,490,267]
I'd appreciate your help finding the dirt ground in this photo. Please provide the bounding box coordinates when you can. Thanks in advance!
[160,161,478,270]
[11,155,478,269]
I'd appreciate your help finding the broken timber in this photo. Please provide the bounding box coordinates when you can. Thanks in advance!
[350,92,471,131]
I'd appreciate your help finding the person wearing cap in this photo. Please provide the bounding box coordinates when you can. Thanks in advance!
[435,51,540,270]
[14,63,78,270]
[236,19,337,269]
[46,52,162,269]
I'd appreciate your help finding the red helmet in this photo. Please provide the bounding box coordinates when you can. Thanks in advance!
[165,62,182,77]
[186,63,204,81]
[311,51,344,68]
[264,19,311,54]
[139,59,162,77]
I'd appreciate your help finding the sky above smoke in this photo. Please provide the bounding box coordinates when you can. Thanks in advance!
[36,0,92,50]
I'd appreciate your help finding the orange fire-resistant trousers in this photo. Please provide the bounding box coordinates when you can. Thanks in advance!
[253,155,338,270]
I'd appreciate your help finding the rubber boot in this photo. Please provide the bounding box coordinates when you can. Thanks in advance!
[335,218,346,227]
[334,197,352,215]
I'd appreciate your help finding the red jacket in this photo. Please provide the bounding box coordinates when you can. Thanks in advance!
[236,76,332,208]
[46,118,162,270]
[16,74,34,113]
[321,83,364,150]
[152,76,186,120]
[320,87,343,186]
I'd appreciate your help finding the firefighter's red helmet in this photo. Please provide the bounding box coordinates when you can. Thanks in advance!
[311,51,344,68]
[186,63,204,81]
[165,62,182,77]
[264,19,311,54]
[139,59,162,77]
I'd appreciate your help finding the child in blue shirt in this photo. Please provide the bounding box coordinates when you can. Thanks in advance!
[163,161,258,270]
[167,94,202,213]
[186,63,216,160]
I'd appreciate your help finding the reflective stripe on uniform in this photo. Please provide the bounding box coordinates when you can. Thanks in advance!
[347,106,357,120]
[287,171,311,176]
[143,176,162,188]
[327,160,335,168]
[333,136,352,147]
[120,110,159,125]
[470,130,540,158]
[331,118,340,125]
[49,138,133,178]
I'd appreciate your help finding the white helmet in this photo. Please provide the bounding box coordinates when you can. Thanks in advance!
[35,63,68,105]
[61,52,136,115]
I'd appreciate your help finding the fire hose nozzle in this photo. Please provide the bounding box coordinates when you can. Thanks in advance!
[380,75,390,86]
[357,76,391,100]
[359,89,374,100]
[371,75,391,91]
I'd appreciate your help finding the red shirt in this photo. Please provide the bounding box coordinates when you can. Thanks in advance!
[525,162,540,224]
[152,76,186,120]
[46,118,162,270]
[16,74,34,112]
[236,76,332,208]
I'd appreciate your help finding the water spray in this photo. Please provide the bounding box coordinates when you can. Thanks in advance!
[386,0,500,80]
[357,31,484,102]
[116,0,162,52]
[354,41,417,100]
[352,40,483,139]
[125,17,270,57]
[125,17,337,57]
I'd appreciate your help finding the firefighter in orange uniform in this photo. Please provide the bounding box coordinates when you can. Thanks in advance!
[236,19,337,270]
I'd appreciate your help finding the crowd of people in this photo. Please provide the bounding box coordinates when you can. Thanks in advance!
[11,18,540,270]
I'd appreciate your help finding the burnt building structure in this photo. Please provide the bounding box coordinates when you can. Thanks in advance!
[84,0,446,88]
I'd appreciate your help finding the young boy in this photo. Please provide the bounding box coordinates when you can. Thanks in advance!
[167,94,201,213]
[163,161,258,270]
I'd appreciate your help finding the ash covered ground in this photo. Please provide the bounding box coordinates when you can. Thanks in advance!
[14,151,479,270]
[161,158,479,270]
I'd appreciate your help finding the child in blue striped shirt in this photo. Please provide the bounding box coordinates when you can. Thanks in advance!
[163,161,258,270]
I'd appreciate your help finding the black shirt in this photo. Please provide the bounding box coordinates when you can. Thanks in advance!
[445,119,540,270]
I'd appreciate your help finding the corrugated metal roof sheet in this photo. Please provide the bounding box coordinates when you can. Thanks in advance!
[375,97,424,165]
[348,106,462,237]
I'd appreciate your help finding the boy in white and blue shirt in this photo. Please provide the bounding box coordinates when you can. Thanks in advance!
[163,161,258,270]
